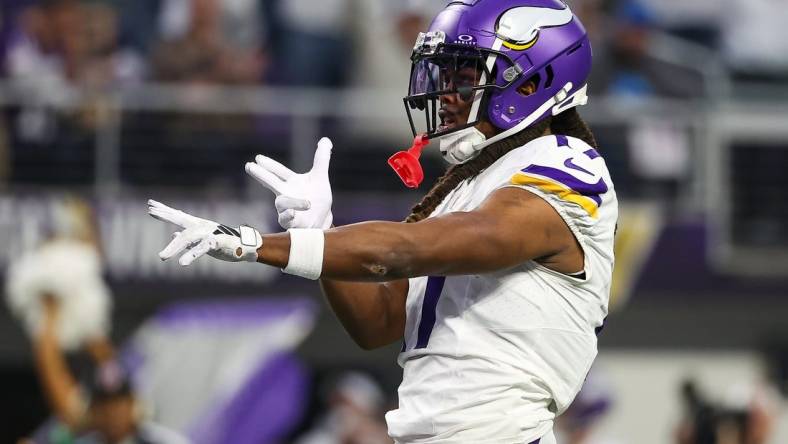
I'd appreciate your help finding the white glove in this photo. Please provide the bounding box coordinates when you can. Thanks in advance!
[245,137,333,230]
[147,200,263,266]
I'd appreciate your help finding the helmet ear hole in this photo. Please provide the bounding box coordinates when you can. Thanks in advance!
[517,74,541,97]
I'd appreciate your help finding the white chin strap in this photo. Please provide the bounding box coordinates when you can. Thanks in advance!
[437,82,588,165]
[439,126,488,164]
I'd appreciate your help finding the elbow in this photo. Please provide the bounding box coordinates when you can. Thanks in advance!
[348,331,387,351]
[356,338,382,351]
[346,314,404,351]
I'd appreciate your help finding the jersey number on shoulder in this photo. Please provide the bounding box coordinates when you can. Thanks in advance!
[414,276,446,349]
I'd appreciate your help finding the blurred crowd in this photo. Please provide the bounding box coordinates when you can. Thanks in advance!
[0,0,788,186]
[0,0,429,90]
[2,0,786,94]
[0,0,786,189]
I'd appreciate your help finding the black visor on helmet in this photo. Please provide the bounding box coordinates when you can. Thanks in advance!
[403,43,521,139]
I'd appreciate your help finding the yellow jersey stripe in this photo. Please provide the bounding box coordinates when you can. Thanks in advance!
[510,172,599,219]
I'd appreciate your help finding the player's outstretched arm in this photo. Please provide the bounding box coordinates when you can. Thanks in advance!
[150,186,578,279]
[256,186,581,280]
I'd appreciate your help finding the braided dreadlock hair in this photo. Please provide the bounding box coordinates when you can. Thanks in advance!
[405,108,597,223]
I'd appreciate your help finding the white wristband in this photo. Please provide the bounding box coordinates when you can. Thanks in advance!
[283,228,325,280]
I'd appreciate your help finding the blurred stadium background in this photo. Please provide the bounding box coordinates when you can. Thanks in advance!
[1,0,788,443]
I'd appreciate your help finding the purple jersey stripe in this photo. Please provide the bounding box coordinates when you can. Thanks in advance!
[555,134,569,147]
[584,148,600,159]
[415,276,446,349]
[521,164,607,206]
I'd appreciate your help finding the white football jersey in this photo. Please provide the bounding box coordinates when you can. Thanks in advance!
[385,135,618,444]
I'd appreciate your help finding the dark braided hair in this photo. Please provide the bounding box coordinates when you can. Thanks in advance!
[405,108,596,223]
[550,107,598,150]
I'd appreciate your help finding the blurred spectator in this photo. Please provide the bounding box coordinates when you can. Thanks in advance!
[26,298,188,444]
[586,0,699,201]
[5,197,110,352]
[295,371,392,444]
[345,0,444,142]
[6,0,74,98]
[636,0,720,48]
[114,0,162,58]
[675,379,779,444]
[1,0,29,74]
[721,0,788,83]
[6,0,144,94]
[591,0,703,99]
[3,0,144,185]
[571,0,609,46]
[4,197,188,443]
[151,0,266,84]
[274,0,353,87]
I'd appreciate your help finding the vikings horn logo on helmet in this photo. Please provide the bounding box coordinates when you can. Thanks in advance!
[496,5,574,50]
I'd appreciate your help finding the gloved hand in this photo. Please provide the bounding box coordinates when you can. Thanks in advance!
[245,137,333,230]
[147,200,262,266]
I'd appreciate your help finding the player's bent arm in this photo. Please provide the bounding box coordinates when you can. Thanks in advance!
[319,279,408,350]
[258,187,580,280]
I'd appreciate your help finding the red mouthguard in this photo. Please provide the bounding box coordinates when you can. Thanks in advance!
[388,134,429,188]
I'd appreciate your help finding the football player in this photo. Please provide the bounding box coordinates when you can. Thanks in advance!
[149,1,617,442]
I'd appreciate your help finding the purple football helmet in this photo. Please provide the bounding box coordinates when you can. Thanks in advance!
[404,0,592,145]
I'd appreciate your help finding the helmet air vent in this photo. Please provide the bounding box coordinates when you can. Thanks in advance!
[544,65,555,89]
[566,42,584,55]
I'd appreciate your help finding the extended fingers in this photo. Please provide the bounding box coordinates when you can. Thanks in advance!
[158,229,203,261]
[245,162,286,195]
[148,199,206,228]
[179,236,216,266]
[255,155,296,180]
[310,137,333,175]
[148,199,188,227]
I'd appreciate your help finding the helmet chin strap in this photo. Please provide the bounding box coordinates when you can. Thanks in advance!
[438,82,587,165]
[439,126,488,164]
